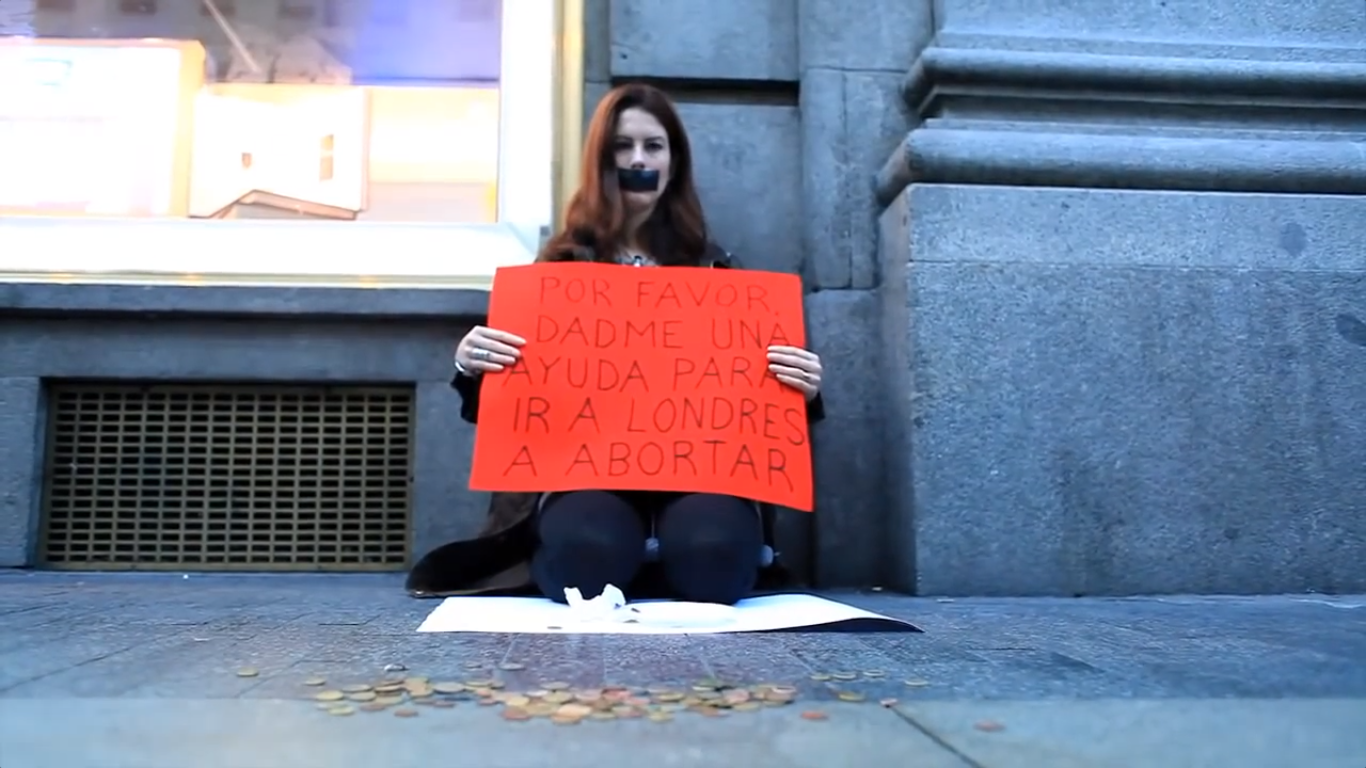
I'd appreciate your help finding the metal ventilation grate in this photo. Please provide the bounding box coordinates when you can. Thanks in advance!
[40,383,414,571]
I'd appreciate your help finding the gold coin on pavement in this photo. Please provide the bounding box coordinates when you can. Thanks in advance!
[394,708,420,718]
[502,707,532,721]
[653,691,684,703]
[809,673,831,682]
[302,677,326,687]
[236,668,259,678]
[863,670,886,678]
[327,705,356,716]
[347,691,377,702]
[360,702,388,713]
[904,678,930,687]
[550,714,581,726]
[341,684,372,694]
[544,691,572,704]
[647,712,673,723]
[375,683,405,694]
[836,691,866,703]
[376,695,404,706]
[831,672,857,681]
[504,695,531,708]
[314,690,345,702]
[498,662,526,671]
[733,701,761,712]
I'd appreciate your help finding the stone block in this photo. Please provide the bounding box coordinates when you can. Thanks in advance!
[0,379,42,567]
[801,68,909,289]
[934,0,1366,49]
[798,0,934,72]
[880,184,1366,596]
[805,289,887,587]
[677,102,804,276]
[582,0,611,82]
[610,0,797,82]
[410,382,486,563]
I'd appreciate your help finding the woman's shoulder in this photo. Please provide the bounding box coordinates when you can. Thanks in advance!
[704,241,742,269]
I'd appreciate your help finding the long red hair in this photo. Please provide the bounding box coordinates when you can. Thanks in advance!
[538,83,709,266]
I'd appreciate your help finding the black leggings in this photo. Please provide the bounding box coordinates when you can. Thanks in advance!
[530,491,763,606]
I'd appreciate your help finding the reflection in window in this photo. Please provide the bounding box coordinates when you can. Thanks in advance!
[0,0,505,223]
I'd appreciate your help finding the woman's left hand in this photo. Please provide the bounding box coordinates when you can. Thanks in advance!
[767,345,823,401]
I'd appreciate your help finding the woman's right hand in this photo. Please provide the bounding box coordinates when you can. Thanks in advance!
[455,326,526,374]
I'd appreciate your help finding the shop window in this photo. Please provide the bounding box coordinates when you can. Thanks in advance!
[0,0,567,288]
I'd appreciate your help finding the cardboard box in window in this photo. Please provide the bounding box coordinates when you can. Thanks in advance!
[0,38,204,217]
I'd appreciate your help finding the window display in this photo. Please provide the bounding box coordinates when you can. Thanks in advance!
[0,0,567,287]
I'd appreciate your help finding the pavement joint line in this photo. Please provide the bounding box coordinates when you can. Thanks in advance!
[889,706,989,768]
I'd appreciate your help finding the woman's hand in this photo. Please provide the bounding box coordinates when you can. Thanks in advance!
[766,345,823,401]
[455,326,525,374]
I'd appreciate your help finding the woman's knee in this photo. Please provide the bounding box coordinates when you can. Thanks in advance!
[657,494,762,604]
[533,491,645,600]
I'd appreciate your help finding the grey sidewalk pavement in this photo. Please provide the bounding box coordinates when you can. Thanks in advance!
[1,572,1363,768]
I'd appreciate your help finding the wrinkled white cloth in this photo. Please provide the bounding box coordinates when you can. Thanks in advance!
[563,584,633,622]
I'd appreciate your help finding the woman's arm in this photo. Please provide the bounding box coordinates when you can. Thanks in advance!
[450,370,482,425]
[806,391,826,424]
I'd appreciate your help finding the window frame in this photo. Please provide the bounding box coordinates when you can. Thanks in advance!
[0,0,583,291]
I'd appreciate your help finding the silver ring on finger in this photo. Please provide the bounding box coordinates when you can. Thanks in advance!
[472,348,490,361]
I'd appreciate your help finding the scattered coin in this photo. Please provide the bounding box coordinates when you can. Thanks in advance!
[502,706,531,721]
[359,702,388,713]
[863,670,886,678]
[830,672,858,681]
[394,708,419,718]
[236,668,259,678]
[376,695,405,706]
[904,679,930,688]
[327,705,356,716]
[405,676,430,686]
[314,690,345,702]
[347,691,377,702]
[340,684,372,694]
[800,710,829,721]
[383,663,408,673]
[809,673,831,682]
[836,691,866,703]
[498,662,526,671]
[880,698,899,707]
[647,711,673,723]
[302,677,326,687]
[733,701,762,712]
[430,700,456,709]
[974,720,1005,732]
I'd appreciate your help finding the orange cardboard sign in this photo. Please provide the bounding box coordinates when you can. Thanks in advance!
[469,262,813,511]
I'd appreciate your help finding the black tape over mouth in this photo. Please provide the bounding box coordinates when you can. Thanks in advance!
[617,168,660,192]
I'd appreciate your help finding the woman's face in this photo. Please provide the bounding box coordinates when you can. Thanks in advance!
[613,106,672,214]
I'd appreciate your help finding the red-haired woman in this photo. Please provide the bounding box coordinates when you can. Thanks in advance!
[407,84,826,606]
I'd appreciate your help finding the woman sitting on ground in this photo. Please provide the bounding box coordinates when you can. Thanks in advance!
[406,83,826,606]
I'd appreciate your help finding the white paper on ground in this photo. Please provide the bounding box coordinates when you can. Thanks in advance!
[415,593,920,634]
